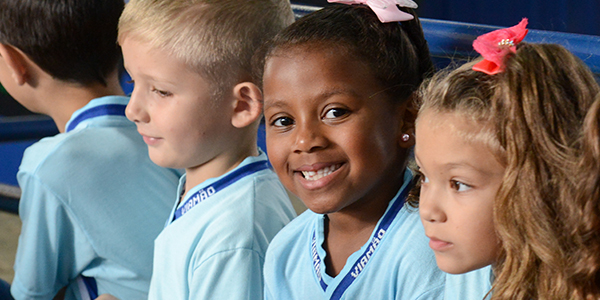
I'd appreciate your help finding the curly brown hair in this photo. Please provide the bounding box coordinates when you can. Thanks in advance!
[415,42,600,299]
[491,43,598,300]
[567,94,600,299]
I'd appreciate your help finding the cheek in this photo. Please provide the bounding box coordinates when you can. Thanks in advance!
[266,135,286,171]
[344,128,398,167]
[470,210,500,259]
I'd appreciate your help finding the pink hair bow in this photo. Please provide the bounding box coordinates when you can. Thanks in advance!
[327,0,417,23]
[472,18,529,75]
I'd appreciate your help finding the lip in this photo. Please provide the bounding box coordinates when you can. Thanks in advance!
[428,236,453,252]
[140,134,162,146]
[293,162,344,191]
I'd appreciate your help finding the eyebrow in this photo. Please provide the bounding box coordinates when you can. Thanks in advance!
[123,63,179,87]
[415,154,495,175]
[263,100,289,111]
[263,89,359,111]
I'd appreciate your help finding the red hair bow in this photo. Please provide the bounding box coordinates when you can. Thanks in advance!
[472,18,529,75]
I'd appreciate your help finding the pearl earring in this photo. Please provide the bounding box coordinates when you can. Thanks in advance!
[401,133,410,142]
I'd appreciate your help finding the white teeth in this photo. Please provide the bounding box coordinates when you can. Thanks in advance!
[301,164,340,181]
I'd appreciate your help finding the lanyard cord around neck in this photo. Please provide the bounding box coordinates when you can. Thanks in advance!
[310,178,414,300]
[172,160,270,222]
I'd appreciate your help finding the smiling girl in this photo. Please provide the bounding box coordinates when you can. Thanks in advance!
[254,2,482,299]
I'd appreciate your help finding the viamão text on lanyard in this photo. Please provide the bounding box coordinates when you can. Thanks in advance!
[172,160,270,222]
[310,175,414,300]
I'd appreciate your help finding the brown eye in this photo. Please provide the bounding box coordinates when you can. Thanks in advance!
[272,116,294,127]
[324,108,349,120]
[450,180,471,192]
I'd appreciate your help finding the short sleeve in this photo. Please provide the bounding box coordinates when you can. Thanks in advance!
[11,172,97,300]
[189,249,264,300]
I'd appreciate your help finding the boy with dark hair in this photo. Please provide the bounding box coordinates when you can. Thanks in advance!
[0,0,180,299]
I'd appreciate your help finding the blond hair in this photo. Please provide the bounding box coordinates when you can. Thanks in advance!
[118,0,294,97]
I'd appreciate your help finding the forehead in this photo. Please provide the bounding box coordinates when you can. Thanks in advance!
[122,38,194,76]
[418,109,498,147]
[262,47,385,107]
[415,110,505,170]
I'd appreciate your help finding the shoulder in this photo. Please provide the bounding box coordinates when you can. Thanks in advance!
[444,267,493,300]
[250,168,288,198]
[19,134,70,174]
[21,124,142,170]
[263,210,317,289]
[367,205,445,295]
[213,168,295,229]
[391,204,426,242]
[266,210,317,260]
[184,170,295,253]
[251,169,296,216]
[383,205,434,264]
[20,123,169,183]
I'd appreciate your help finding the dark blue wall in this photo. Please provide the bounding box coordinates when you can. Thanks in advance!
[418,0,600,36]
[293,1,600,36]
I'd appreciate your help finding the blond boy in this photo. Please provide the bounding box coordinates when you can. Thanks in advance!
[117,0,296,299]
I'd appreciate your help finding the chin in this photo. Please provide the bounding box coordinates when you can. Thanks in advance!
[438,260,491,275]
[148,154,176,169]
[299,199,341,215]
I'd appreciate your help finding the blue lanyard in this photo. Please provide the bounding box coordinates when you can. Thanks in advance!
[310,180,413,300]
[66,104,127,132]
[172,160,270,222]
[76,275,98,300]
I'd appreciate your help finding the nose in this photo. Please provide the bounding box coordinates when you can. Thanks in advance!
[125,87,150,124]
[293,119,328,154]
[419,184,447,223]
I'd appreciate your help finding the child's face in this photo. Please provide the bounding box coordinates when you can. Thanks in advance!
[415,111,503,274]
[262,48,409,215]
[121,37,232,169]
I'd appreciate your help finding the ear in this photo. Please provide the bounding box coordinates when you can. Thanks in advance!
[0,43,30,86]
[230,82,263,128]
[398,94,418,148]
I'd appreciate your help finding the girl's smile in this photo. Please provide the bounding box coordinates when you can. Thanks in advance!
[297,163,343,181]
[295,162,345,189]
[262,46,412,216]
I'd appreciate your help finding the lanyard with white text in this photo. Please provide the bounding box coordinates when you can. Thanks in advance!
[310,180,413,300]
[66,104,127,132]
[172,160,269,222]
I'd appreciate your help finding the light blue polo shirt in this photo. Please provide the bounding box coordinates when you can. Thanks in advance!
[444,266,493,300]
[263,169,446,300]
[11,96,181,300]
[148,152,296,300]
